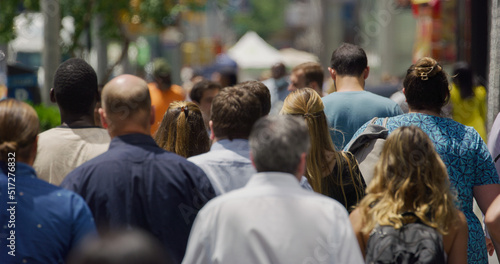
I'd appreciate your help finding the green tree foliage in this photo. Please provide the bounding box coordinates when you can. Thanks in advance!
[232,0,287,40]
[0,0,39,43]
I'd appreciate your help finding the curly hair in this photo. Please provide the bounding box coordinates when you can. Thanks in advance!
[53,58,98,115]
[357,126,458,235]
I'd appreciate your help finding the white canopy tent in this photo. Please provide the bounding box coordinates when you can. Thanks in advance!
[227,31,282,69]
[278,48,319,68]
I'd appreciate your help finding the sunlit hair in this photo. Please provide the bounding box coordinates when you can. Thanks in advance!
[0,99,39,162]
[154,101,210,158]
[403,57,450,114]
[357,126,458,235]
[280,88,363,207]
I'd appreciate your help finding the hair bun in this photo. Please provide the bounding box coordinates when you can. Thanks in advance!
[414,57,442,81]
[0,141,17,154]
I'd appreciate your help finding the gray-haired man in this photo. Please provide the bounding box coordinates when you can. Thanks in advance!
[182,115,363,264]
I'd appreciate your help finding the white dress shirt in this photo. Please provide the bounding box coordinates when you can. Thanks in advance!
[182,172,364,264]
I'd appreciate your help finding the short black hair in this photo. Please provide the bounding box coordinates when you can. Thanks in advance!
[53,58,98,115]
[190,80,221,103]
[330,43,367,77]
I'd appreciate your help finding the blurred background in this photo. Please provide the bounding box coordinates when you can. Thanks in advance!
[0,0,496,127]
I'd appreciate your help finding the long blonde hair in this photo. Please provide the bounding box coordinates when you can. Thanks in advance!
[154,101,210,158]
[280,88,363,206]
[357,126,458,235]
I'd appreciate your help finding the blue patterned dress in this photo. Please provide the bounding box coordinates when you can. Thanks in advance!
[349,113,500,264]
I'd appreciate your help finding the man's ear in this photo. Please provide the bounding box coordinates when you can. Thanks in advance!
[250,151,256,170]
[363,66,370,79]
[209,120,215,141]
[50,88,56,103]
[295,152,307,181]
[99,108,108,129]
[328,67,336,80]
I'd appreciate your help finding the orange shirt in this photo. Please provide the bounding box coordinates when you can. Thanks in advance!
[148,82,186,136]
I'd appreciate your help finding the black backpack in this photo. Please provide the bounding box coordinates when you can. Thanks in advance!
[365,213,445,264]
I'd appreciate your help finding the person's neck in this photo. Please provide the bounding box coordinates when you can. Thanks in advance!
[61,113,98,128]
[408,108,441,117]
[108,127,150,139]
[334,76,365,92]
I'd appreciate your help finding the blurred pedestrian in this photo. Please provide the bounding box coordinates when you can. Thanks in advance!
[449,61,487,141]
[148,58,186,136]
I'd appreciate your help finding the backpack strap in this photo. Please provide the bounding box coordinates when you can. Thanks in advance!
[495,153,500,163]
[382,117,389,127]
[369,117,378,124]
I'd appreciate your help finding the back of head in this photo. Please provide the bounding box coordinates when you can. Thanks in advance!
[101,75,151,130]
[330,43,367,76]
[280,88,338,191]
[292,62,324,89]
[403,57,449,113]
[250,115,310,174]
[53,58,98,115]
[234,81,271,116]
[452,61,474,99]
[154,101,209,158]
[211,86,261,140]
[360,126,457,234]
[189,80,221,103]
[68,229,172,264]
[0,99,39,162]
[271,62,287,79]
[152,58,172,88]
[280,88,331,152]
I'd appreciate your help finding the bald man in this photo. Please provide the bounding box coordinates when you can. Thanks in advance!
[61,75,216,264]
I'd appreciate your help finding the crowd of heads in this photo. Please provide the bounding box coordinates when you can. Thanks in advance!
[2,40,494,264]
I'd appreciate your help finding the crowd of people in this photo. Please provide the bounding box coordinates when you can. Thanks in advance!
[1,42,500,264]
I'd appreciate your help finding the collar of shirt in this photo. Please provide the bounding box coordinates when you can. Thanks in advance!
[210,139,250,156]
[110,133,157,149]
[0,161,36,179]
[245,172,301,190]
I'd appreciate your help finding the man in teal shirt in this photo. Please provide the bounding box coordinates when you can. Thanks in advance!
[322,43,403,150]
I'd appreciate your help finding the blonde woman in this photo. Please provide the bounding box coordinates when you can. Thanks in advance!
[154,101,210,158]
[281,88,365,210]
[350,126,468,263]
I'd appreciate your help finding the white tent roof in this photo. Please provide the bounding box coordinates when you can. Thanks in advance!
[227,31,282,69]
[279,48,319,68]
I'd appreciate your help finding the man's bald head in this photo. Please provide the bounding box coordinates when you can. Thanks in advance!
[101,75,152,131]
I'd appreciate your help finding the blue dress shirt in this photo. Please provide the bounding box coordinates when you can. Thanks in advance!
[0,162,96,264]
[188,139,313,195]
[61,133,216,264]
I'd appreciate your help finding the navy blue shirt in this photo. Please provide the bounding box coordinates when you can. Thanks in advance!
[61,133,216,263]
[0,162,96,264]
